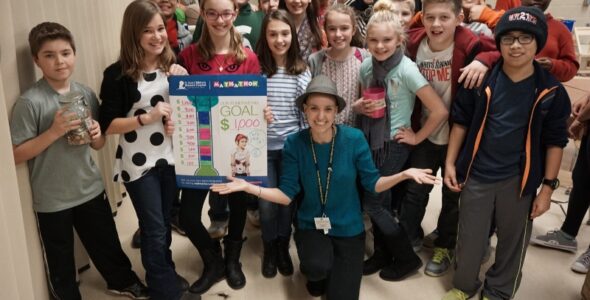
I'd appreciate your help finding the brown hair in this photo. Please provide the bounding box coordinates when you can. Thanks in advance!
[256,9,307,77]
[119,0,175,80]
[197,0,247,64]
[323,4,363,48]
[28,22,76,58]
[422,0,462,15]
[279,0,323,50]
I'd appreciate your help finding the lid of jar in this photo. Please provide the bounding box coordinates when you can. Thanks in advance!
[58,91,85,104]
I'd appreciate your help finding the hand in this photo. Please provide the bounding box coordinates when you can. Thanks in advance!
[352,98,380,117]
[568,119,586,140]
[535,57,553,71]
[530,187,552,219]
[147,102,172,124]
[394,127,418,145]
[264,105,274,123]
[443,164,462,192]
[459,60,488,89]
[468,4,486,21]
[571,95,590,118]
[88,119,102,141]
[210,175,250,194]
[164,117,175,136]
[167,64,188,76]
[403,168,440,185]
[50,109,82,138]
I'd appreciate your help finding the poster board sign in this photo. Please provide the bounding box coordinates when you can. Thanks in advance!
[169,75,268,189]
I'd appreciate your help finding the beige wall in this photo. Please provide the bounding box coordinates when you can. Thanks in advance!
[0,0,131,299]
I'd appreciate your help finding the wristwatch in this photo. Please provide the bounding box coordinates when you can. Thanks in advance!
[542,178,560,190]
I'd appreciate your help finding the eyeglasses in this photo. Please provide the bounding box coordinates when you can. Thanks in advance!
[204,10,235,21]
[500,34,534,46]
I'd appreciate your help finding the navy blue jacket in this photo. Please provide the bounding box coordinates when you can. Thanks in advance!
[452,60,571,196]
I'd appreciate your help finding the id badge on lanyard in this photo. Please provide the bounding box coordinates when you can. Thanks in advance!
[314,213,332,234]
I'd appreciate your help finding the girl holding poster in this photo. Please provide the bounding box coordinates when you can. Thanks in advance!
[254,9,311,279]
[98,1,191,299]
[177,0,261,294]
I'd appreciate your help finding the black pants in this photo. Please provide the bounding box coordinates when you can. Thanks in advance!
[294,230,365,300]
[399,140,460,249]
[180,188,248,253]
[562,134,590,237]
[36,192,139,300]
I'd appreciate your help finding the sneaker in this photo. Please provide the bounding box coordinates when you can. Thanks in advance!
[425,247,453,277]
[531,229,578,253]
[131,228,141,249]
[247,209,260,227]
[423,229,439,249]
[107,282,149,299]
[207,220,228,239]
[171,214,186,236]
[572,248,590,273]
[442,288,470,300]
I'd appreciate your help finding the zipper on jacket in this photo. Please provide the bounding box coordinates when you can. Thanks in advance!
[519,86,557,197]
[462,86,492,186]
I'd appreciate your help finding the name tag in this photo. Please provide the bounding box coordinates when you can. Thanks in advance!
[314,217,332,234]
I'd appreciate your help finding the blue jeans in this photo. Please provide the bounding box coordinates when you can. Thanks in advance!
[259,150,295,242]
[124,165,182,300]
[363,141,410,236]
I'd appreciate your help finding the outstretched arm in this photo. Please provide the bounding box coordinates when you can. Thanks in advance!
[211,176,292,205]
[375,168,439,193]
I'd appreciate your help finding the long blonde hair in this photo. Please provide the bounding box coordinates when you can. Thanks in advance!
[119,0,175,80]
[197,0,247,64]
[367,0,407,46]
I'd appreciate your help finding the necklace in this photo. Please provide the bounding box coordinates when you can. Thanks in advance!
[213,55,227,72]
[309,126,337,215]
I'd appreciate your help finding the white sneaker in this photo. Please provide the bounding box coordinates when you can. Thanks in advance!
[572,248,590,274]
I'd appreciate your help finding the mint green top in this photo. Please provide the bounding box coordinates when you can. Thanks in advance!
[359,56,428,138]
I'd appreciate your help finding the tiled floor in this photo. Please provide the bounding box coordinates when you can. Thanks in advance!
[81,151,589,299]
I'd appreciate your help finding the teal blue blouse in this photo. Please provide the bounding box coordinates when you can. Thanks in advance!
[279,125,380,237]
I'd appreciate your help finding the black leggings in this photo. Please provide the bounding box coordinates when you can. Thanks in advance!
[179,188,248,253]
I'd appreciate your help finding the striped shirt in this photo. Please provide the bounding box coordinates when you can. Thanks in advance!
[266,67,312,150]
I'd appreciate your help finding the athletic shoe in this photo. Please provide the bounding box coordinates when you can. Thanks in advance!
[425,247,453,277]
[423,229,439,249]
[442,288,470,300]
[107,282,149,299]
[531,229,577,252]
[572,248,590,273]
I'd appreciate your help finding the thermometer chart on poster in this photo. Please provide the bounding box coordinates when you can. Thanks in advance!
[170,75,268,189]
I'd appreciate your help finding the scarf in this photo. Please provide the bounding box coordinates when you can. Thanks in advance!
[357,47,404,166]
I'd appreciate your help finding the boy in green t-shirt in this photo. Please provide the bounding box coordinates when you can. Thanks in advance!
[10,22,147,300]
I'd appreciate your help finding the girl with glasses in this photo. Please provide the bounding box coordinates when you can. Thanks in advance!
[177,0,261,295]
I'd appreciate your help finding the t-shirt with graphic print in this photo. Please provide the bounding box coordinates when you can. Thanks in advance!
[415,39,453,145]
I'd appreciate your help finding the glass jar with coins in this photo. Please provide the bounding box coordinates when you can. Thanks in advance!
[59,91,93,145]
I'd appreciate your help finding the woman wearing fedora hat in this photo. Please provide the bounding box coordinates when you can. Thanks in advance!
[211,75,439,300]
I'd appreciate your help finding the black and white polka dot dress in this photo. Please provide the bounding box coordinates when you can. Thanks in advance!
[113,70,175,183]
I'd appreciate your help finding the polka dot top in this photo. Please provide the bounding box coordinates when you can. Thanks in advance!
[113,70,175,183]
